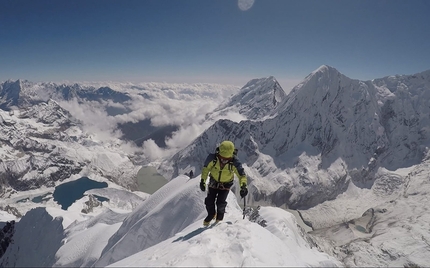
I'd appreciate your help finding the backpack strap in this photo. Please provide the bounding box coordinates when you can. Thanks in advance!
[212,157,217,167]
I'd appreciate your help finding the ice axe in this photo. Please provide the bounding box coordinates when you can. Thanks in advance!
[242,196,246,219]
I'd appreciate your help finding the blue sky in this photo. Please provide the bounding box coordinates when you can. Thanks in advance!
[1,0,429,90]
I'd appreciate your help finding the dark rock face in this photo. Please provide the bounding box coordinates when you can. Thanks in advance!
[0,80,21,110]
[0,221,15,259]
[0,208,66,267]
[81,194,103,213]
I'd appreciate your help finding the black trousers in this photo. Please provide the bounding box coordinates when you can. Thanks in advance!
[204,187,229,221]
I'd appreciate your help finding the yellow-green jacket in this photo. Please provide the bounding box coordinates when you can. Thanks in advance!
[201,153,247,188]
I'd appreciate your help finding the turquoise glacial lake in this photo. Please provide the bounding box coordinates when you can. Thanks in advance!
[53,177,108,210]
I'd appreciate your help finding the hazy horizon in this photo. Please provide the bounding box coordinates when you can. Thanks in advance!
[1,0,429,91]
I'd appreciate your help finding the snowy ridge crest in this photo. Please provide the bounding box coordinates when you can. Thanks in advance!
[1,175,341,267]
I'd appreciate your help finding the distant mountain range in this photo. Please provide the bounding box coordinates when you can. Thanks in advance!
[1,65,430,267]
[0,80,179,148]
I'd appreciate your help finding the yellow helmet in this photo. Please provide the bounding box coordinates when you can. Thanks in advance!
[218,140,235,158]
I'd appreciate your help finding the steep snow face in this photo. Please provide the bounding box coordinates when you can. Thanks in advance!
[210,76,287,121]
[267,66,430,171]
[54,209,128,267]
[94,175,207,267]
[371,70,430,168]
[268,65,388,166]
[0,207,66,267]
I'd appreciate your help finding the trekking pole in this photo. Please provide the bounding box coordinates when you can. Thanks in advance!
[242,197,246,219]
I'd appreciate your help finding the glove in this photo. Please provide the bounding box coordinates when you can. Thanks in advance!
[200,180,206,192]
[240,184,248,198]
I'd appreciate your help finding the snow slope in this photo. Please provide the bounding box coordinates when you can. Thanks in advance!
[108,207,339,267]
[309,156,430,267]
[1,175,341,267]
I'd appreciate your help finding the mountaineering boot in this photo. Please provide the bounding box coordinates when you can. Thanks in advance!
[203,214,216,226]
[213,213,224,224]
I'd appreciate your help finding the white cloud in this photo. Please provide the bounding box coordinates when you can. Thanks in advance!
[118,140,144,155]
[52,77,300,163]
[58,99,120,139]
[111,82,239,127]
[142,139,170,161]
[212,110,248,123]
[165,123,210,149]
[144,110,248,162]
[55,82,241,160]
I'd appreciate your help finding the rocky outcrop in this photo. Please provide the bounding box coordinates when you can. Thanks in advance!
[0,98,138,193]
[81,194,103,214]
[0,221,15,259]
[0,208,65,267]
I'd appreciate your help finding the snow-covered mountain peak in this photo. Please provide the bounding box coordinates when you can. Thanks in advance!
[299,64,345,88]
[292,65,340,88]
[242,75,275,87]
[209,76,287,121]
[311,64,333,74]
[372,68,430,96]
[271,65,430,171]
[276,65,351,112]
[239,75,286,105]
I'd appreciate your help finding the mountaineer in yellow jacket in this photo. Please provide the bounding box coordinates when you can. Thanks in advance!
[200,140,248,226]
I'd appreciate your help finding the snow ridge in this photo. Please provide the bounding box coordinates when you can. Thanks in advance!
[94,175,207,266]
[2,173,341,267]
